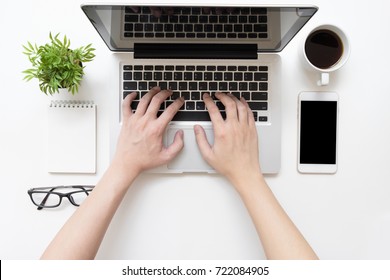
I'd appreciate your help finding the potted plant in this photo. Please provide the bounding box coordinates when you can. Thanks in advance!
[23,33,95,95]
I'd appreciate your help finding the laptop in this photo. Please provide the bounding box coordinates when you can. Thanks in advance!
[81,3,317,174]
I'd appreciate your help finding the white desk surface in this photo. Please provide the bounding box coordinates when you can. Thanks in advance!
[1,0,390,260]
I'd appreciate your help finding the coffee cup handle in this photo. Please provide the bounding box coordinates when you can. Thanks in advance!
[318,72,329,86]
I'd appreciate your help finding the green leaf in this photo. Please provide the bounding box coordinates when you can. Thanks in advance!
[22,32,95,95]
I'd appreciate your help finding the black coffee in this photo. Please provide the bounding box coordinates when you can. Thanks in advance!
[305,29,343,69]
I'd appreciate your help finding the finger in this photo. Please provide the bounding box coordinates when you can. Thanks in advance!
[241,97,256,126]
[158,96,185,125]
[194,125,213,163]
[122,92,137,120]
[146,89,172,117]
[136,86,161,115]
[162,129,184,163]
[203,93,224,125]
[230,93,248,124]
[215,92,238,121]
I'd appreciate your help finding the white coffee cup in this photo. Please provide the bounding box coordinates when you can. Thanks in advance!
[302,24,350,86]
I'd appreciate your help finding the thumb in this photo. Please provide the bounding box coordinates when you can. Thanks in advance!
[194,125,212,162]
[163,129,184,162]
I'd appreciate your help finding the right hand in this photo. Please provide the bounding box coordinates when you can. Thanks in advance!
[194,92,263,188]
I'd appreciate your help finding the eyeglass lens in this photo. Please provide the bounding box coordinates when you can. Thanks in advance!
[69,191,90,206]
[31,192,61,207]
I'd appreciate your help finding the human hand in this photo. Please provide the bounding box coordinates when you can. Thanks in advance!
[194,92,262,188]
[113,87,185,178]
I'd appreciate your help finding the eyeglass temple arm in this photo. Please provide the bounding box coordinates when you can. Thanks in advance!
[76,186,91,196]
[37,187,57,210]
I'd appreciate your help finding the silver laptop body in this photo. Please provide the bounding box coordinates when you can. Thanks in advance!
[81,3,317,174]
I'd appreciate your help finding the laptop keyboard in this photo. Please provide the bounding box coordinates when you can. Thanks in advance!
[123,6,268,40]
[123,64,269,122]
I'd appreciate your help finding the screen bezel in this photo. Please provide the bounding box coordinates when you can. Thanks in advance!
[297,91,339,174]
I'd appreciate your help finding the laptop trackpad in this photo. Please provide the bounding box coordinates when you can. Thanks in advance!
[166,126,214,172]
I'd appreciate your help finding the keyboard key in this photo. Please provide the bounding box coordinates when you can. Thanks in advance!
[186,101,195,110]
[204,72,213,81]
[179,82,187,90]
[248,102,267,110]
[249,82,258,91]
[123,72,132,80]
[259,82,268,90]
[219,82,228,91]
[234,73,243,81]
[184,72,193,80]
[229,82,238,91]
[134,72,142,80]
[181,92,190,100]
[258,116,268,122]
[123,82,137,90]
[191,92,200,100]
[194,72,203,80]
[214,72,223,81]
[224,72,233,81]
[144,72,153,80]
[196,101,205,110]
[199,82,208,91]
[174,72,183,80]
[252,92,268,100]
[139,82,148,90]
[164,72,173,80]
[244,72,253,81]
[171,92,181,100]
[159,82,168,90]
[169,82,178,90]
[189,82,198,90]
[239,82,248,91]
[254,72,268,81]
[149,81,158,88]
[242,92,250,100]
[154,72,163,80]
[209,82,218,91]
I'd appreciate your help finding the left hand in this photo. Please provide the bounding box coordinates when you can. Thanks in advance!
[112,87,185,178]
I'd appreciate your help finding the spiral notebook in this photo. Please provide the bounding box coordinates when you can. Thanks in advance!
[47,100,96,173]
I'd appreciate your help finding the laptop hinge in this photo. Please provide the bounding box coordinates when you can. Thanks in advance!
[134,43,257,59]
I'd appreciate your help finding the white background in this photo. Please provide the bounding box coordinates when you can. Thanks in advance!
[1,0,390,260]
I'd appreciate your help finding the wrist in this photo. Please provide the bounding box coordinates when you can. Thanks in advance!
[228,168,267,197]
[103,159,140,192]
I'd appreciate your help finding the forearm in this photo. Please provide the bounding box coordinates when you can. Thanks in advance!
[41,163,138,259]
[234,173,318,260]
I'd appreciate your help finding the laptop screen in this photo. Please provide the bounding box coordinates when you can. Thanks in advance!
[81,4,317,53]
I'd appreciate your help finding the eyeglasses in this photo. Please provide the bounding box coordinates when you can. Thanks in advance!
[27,185,94,210]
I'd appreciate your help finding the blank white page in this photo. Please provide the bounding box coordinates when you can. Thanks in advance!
[47,101,96,173]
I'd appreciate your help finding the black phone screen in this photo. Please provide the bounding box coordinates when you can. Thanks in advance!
[300,101,337,164]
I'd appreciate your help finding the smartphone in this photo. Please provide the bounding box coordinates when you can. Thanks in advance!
[297,91,339,173]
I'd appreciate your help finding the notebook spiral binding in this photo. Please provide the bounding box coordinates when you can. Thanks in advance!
[49,100,95,108]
